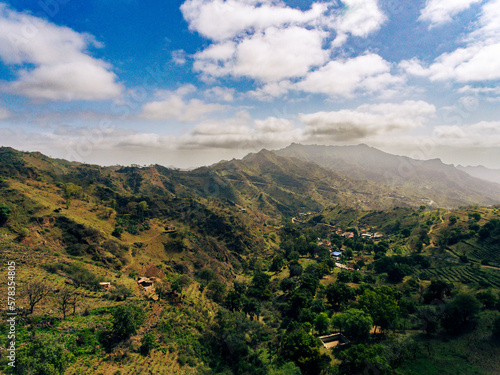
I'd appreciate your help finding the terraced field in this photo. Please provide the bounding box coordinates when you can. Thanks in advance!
[454,241,500,267]
[420,266,500,288]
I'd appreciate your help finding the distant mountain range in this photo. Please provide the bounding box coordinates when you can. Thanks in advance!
[272,143,500,208]
[457,165,500,185]
[1,144,499,219]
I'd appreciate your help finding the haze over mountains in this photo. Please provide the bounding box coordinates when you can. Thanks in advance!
[272,144,500,208]
[457,165,500,185]
[1,144,499,218]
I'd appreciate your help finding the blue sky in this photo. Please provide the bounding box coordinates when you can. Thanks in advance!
[1,0,500,168]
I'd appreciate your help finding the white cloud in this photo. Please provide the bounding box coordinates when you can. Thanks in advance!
[178,112,302,149]
[248,80,293,100]
[419,0,482,27]
[433,121,500,147]
[194,26,328,82]
[332,0,386,46]
[296,53,402,97]
[0,107,10,119]
[181,0,328,41]
[205,86,235,101]
[186,0,388,89]
[404,0,500,83]
[233,27,328,82]
[0,4,122,101]
[172,50,187,65]
[254,117,295,133]
[140,86,227,122]
[300,100,435,141]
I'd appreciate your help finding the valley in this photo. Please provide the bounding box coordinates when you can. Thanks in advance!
[0,145,499,375]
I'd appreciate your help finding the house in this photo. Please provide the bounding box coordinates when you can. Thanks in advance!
[99,282,112,290]
[165,224,176,232]
[374,232,383,238]
[342,232,354,239]
[137,277,153,288]
[240,208,247,213]
[318,240,332,249]
[332,251,342,258]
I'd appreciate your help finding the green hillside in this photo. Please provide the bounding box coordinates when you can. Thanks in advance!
[0,147,499,375]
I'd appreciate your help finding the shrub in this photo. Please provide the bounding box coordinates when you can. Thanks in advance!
[0,203,11,225]
[140,332,158,355]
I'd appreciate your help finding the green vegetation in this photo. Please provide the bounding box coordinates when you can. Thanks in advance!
[0,147,499,374]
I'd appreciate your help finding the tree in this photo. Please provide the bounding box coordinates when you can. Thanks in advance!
[449,216,458,225]
[326,282,355,310]
[313,312,330,335]
[57,286,76,319]
[476,290,497,309]
[423,280,453,304]
[469,212,481,222]
[289,263,303,277]
[64,183,82,208]
[206,280,227,303]
[338,309,373,343]
[16,335,74,375]
[137,200,149,217]
[279,277,296,294]
[344,248,354,259]
[417,306,440,335]
[249,271,270,299]
[24,280,51,314]
[0,203,11,226]
[358,286,399,333]
[111,304,145,341]
[140,332,158,355]
[338,344,393,375]
[298,273,319,295]
[493,316,500,337]
[337,269,353,283]
[441,293,481,334]
[281,327,331,375]
[271,254,285,271]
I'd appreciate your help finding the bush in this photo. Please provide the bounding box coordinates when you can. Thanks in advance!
[112,226,124,238]
[493,316,500,337]
[140,332,158,355]
[16,335,74,375]
[111,304,145,341]
[0,203,11,225]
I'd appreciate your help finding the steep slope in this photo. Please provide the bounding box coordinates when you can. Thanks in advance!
[274,144,500,207]
[205,149,424,216]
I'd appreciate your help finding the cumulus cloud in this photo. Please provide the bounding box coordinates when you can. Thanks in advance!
[0,4,122,101]
[296,53,403,97]
[185,0,389,90]
[181,0,328,41]
[433,121,500,147]
[300,100,436,141]
[140,85,227,122]
[178,112,302,149]
[194,26,328,82]
[419,0,482,27]
[404,0,500,83]
[248,80,293,100]
[332,0,386,46]
[204,86,235,101]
